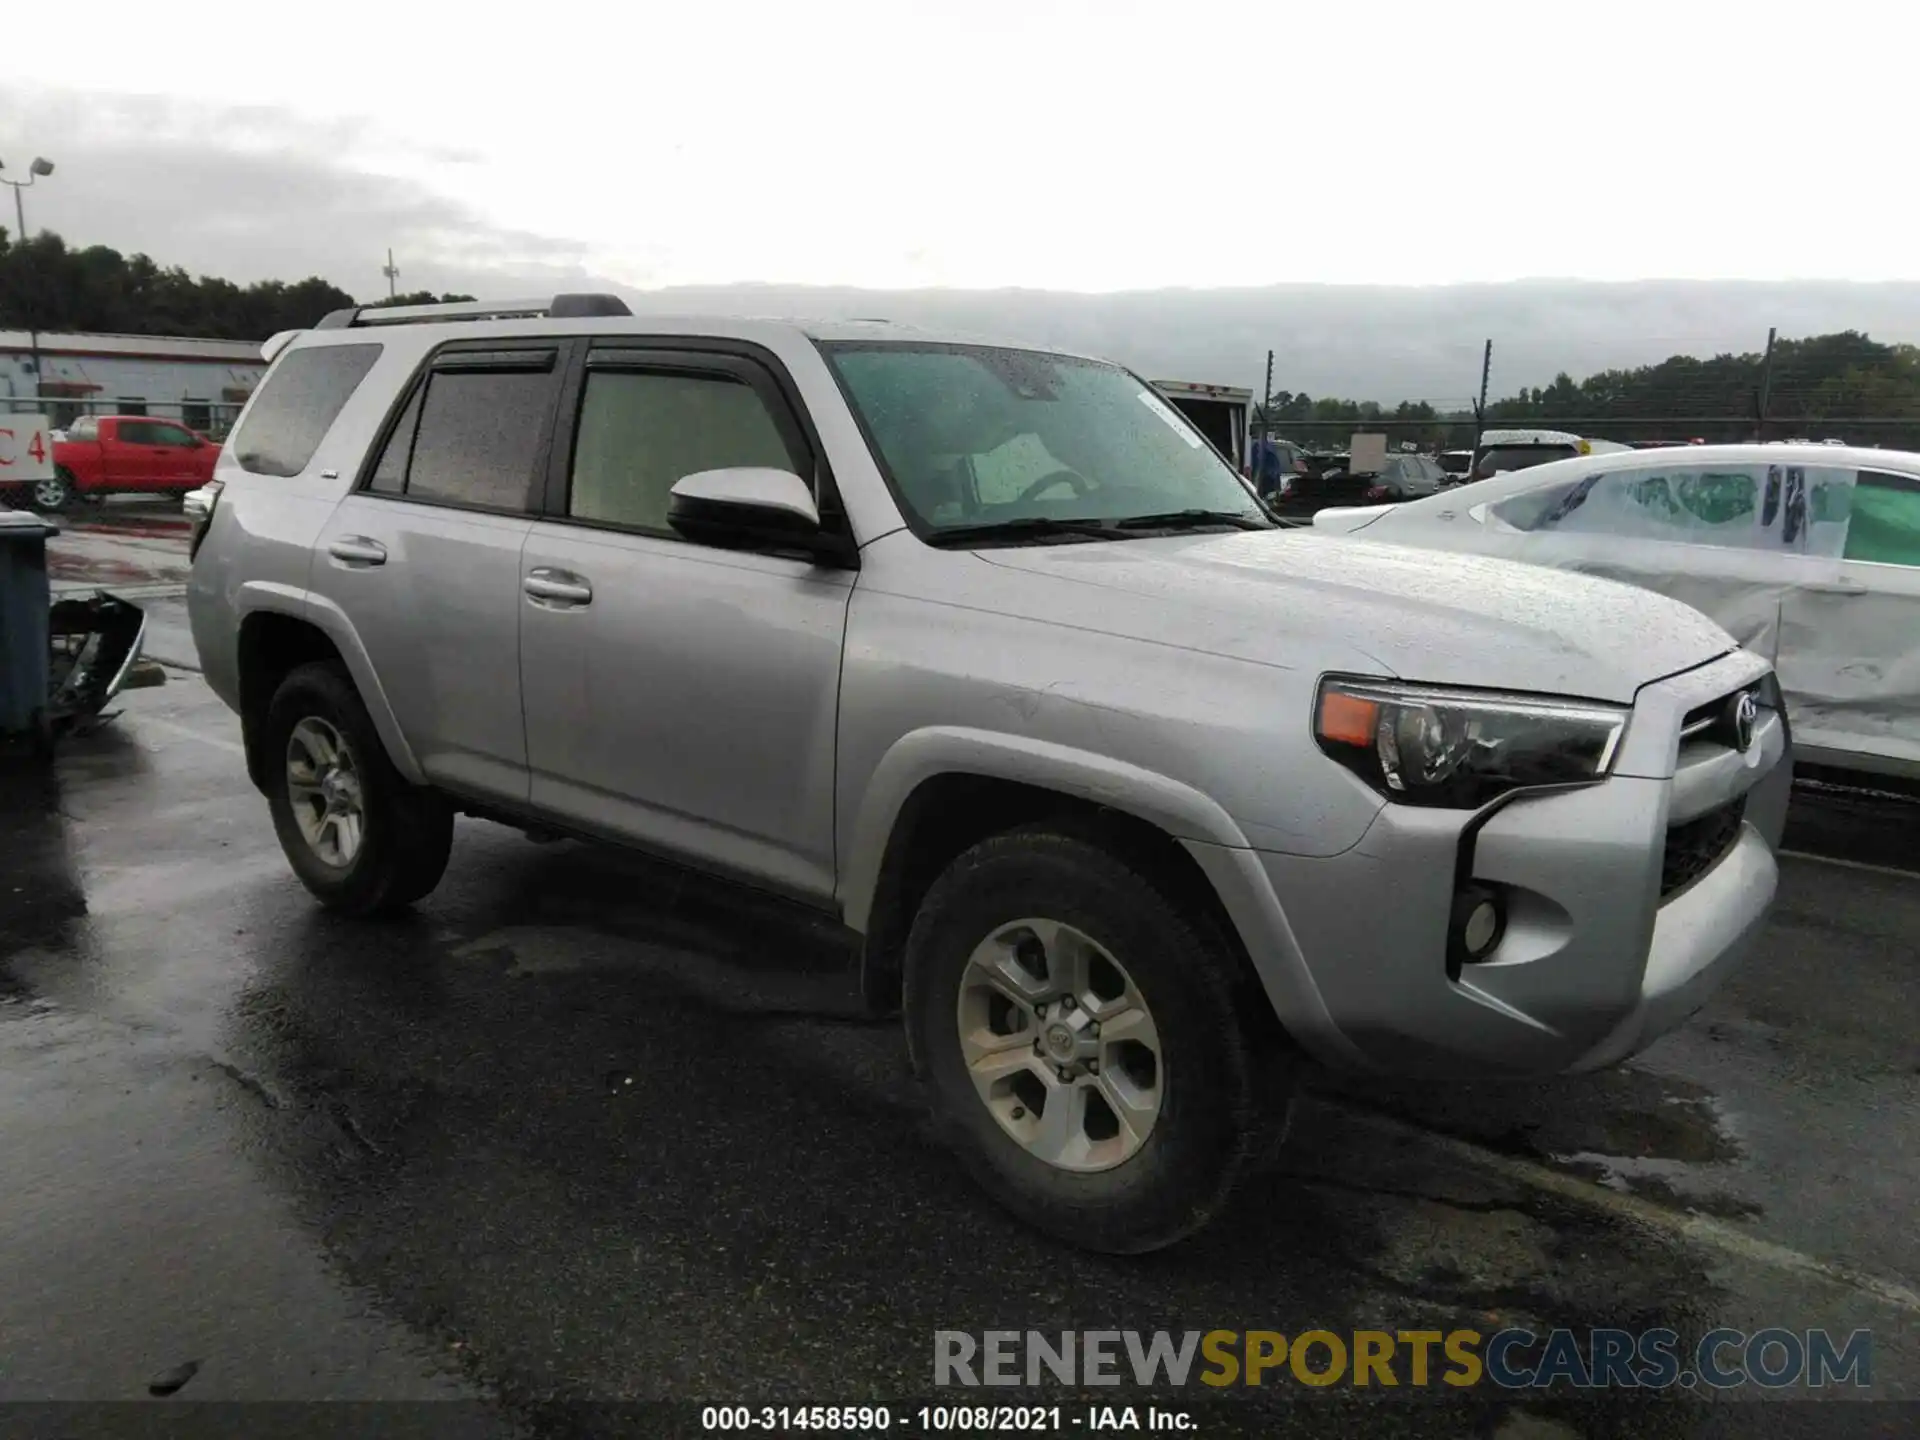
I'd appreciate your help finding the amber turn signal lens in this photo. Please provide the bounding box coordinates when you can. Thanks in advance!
[1316,690,1379,748]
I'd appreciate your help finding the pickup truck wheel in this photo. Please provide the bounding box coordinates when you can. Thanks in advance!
[31,471,74,511]
[265,662,453,917]
[905,827,1276,1253]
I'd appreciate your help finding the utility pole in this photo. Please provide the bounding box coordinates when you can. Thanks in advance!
[382,248,400,300]
[1,156,56,415]
[1472,338,1493,455]
[1260,347,1274,452]
[1755,326,1777,442]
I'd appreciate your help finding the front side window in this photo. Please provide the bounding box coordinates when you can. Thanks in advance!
[148,422,196,446]
[820,342,1265,537]
[568,369,798,534]
[232,343,382,478]
[1495,464,1764,548]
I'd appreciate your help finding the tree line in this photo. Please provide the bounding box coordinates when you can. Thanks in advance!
[7,226,1918,445]
[1263,332,1920,448]
[0,227,472,338]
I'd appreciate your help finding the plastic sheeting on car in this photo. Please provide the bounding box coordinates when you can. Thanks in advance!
[1460,460,1920,772]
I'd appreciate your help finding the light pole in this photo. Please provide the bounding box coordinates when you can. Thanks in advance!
[1,156,56,414]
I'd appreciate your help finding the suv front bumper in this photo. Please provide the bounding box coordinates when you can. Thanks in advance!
[1205,650,1788,1078]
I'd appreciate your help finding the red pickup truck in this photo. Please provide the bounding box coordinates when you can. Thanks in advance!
[30,415,223,511]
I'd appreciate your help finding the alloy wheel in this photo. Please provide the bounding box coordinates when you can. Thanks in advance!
[955,918,1164,1172]
[286,717,366,867]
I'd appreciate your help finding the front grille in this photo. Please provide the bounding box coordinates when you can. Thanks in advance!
[1661,795,1747,898]
[1680,683,1762,748]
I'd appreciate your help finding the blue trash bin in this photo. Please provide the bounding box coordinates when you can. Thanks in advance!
[0,509,59,749]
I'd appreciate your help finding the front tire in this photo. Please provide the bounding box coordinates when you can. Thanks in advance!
[904,826,1289,1254]
[264,662,453,916]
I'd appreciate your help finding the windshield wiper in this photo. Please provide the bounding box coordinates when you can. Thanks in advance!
[924,517,1131,547]
[1112,509,1271,532]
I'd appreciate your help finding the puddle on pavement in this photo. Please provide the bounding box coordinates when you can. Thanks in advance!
[1319,1063,1755,1224]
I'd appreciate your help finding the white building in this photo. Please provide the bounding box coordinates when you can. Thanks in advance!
[0,329,268,436]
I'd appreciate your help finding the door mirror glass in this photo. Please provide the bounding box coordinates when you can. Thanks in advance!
[669,466,820,537]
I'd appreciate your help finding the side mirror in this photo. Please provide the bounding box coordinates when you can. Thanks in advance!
[668,467,830,555]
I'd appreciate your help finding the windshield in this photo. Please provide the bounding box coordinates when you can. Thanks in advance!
[820,342,1267,536]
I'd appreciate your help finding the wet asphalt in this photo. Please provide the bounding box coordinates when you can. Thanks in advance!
[1,505,1915,1438]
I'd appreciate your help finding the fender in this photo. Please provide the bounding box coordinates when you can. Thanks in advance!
[282,588,427,785]
[52,442,103,488]
[838,725,1255,934]
[838,724,1363,1069]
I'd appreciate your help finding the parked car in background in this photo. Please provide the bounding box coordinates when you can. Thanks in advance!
[1471,428,1633,481]
[1247,436,1311,500]
[1269,450,1449,519]
[30,415,223,510]
[188,295,1788,1254]
[1313,442,1920,782]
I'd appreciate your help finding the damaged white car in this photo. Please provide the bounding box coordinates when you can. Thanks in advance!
[1313,442,1920,781]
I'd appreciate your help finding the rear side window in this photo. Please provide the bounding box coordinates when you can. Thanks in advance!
[232,344,382,478]
[1843,471,1920,566]
[371,353,559,513]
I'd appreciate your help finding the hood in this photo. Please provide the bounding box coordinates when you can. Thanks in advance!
[1309,505,1394,534]
[977,529,1735,704]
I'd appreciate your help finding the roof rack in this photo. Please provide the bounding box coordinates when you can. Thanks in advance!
[312,293,633,330]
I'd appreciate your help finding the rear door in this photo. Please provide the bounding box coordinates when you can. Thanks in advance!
[517,342,854,903]
[309,341,565,803]
[1784,465,1920,772]
[101,419,152,487]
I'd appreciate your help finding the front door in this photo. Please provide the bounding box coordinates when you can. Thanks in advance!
[308,341,567,803]
[519,346,853,904]
[1477,459,1843,666]
[143,420,201,491]
[104,420,155,488]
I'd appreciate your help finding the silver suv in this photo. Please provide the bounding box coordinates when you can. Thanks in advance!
[187,294,1790,1253]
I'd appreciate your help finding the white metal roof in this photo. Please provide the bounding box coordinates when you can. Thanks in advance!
[0,329,267,363]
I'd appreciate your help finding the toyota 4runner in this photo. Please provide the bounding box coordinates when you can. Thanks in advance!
[186,294,1791,1253]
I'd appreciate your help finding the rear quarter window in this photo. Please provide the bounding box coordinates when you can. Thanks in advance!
[230,343,383,478]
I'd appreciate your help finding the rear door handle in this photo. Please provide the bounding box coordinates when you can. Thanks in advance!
[524,568,593,606]
[1806,581,1866,596]
[326,536,388,566]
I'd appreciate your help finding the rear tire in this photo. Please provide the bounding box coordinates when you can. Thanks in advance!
[264,661,453,916]
[31,470,74,512]
[904,825,1290,1253]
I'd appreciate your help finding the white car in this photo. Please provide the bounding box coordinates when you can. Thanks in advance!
[1314,442,1920,781]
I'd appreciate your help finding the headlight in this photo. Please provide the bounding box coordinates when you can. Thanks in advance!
[1314,676,1628,808]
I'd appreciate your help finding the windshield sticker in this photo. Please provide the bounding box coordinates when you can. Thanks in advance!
[1139,391,1205,448]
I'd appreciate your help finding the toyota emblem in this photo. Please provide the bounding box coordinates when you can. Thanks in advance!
[1730,691,1758,752]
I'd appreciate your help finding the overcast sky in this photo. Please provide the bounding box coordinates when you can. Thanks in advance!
[4,0,1911,300]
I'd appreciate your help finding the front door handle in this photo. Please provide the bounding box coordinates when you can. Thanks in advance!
[1806,581,1866,597]
[326,536,388,566]
[524,568,593,606]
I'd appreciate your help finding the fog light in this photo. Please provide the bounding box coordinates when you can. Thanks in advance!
[1449,884,1506,967]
